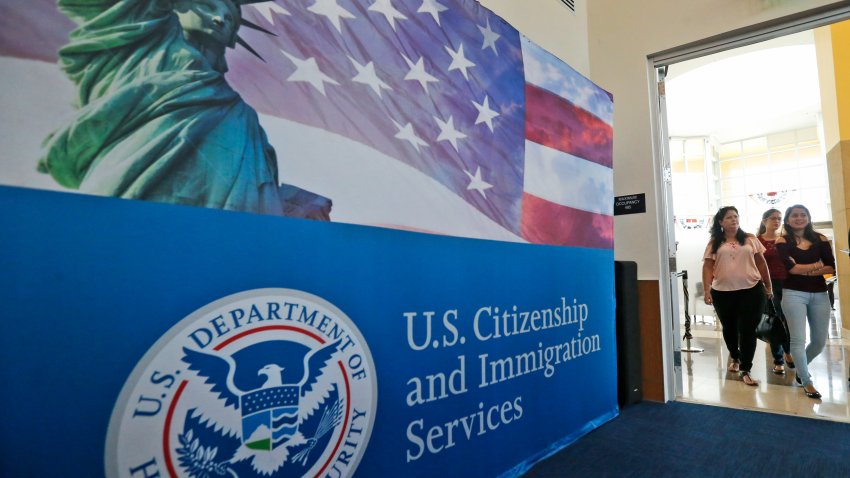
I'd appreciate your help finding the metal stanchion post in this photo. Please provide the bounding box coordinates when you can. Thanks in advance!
[679,270,703,353]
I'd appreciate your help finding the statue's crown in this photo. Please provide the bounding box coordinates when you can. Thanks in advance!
[234,1,277,61]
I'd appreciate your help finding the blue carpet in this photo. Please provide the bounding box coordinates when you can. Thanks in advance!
[524,401,850,477]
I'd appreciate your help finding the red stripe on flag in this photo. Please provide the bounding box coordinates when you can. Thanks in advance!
[521,192,613,249]
[525,83,613,168]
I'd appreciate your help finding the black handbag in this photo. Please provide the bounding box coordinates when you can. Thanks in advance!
[755,300,788,344]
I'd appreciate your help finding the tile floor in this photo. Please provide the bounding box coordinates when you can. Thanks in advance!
[678,301,850,423]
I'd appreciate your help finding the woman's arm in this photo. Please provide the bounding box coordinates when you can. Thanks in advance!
[702,259,715,305]
[775,238,814,275]
[787,260,824,275]
[754,252,773,297]
[818,237,837,275]
[783,241,834,276]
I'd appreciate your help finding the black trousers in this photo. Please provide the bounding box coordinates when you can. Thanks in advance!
[711,283,766,372]
[768,279,791,365]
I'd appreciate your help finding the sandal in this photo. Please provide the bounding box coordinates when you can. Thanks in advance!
[803,384,822,399]
[727,361,740,373]
[740,371,759,386]
[772,364,785,375]
[784,354,795,369]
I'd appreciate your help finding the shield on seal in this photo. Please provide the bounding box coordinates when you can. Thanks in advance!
[240,385,300,450]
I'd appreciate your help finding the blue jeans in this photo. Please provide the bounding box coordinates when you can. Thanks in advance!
[781,289,831,386]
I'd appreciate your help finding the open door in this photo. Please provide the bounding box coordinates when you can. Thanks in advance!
[655,65,685,398]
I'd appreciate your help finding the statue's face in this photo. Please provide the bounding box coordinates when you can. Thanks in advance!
[174,0,240,47]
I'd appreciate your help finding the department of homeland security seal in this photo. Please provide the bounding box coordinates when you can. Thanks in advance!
[106,289,377,478]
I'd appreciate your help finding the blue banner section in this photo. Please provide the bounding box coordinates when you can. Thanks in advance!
[0,185,617,477]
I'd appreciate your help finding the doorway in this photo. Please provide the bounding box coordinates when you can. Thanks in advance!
[651,13,850,421]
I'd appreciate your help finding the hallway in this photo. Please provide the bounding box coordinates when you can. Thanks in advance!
[680,302,850,422]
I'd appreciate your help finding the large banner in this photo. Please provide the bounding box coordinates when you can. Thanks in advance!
[0,186,617,477]
[0,1,618,476]
[0,0,613,247]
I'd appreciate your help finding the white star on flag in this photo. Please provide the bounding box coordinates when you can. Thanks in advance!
[472,95,499,132]
[445,43,475,80]
[478,19,500,55]
[402,55,439,93]
[418,0,448,26]
[434,116,467,152]
[307,0,356,33]
[464,166,493,198]
[368,0,407,31]
[281,51,339,95]
[393,121,429,152]
[252,2,290,23]
[349,57,392,97]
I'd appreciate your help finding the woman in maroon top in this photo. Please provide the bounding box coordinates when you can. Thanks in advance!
[776,205,835,399]
[757,208,793,374]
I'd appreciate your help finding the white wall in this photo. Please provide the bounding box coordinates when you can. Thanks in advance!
[587,0,847,279]
[479,0,589,76]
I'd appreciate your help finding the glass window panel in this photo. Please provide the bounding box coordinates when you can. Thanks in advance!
[720,177,745,197]
[800,188,830,221]
[771,169,798,190]
[719,142,741,160]
[688,158,705,173]
[672,178,687,201]
[797,139,821,148]
[796,127,820,148]
[685,138,705,159]
[721,195,745,213]
[796,127,818,143]
[742,137,768,155]
[669,139,683,161]
[744,154,769,175]
[798,145,822,167]
[719,159,744,177]
[692,180,708,205]
[798,165,826,188]
[767,131,796,151]
[669,139,684,172]
[742,198,763,231]
[676,174,707,214]
[770,149,797,170]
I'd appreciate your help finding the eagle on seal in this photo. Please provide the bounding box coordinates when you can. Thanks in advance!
[181,338,343,473]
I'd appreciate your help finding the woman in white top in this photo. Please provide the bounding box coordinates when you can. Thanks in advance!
[702,206,773,386]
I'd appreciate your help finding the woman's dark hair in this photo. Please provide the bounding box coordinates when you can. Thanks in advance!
[710,206,747,253]
[757,208,781,235]
[782,204,821,245]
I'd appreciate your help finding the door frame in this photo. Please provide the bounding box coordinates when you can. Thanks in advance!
[646,2,850,401]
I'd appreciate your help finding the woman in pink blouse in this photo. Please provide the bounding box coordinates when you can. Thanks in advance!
[702,206,773,386]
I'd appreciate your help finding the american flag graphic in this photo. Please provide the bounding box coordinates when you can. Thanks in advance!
[0,0,614,248]
[231,0,614,249]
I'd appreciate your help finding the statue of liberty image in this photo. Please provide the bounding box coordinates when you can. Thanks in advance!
[38,0,332,220]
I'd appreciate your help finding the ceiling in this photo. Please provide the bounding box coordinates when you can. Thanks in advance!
[665,30,822,144]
